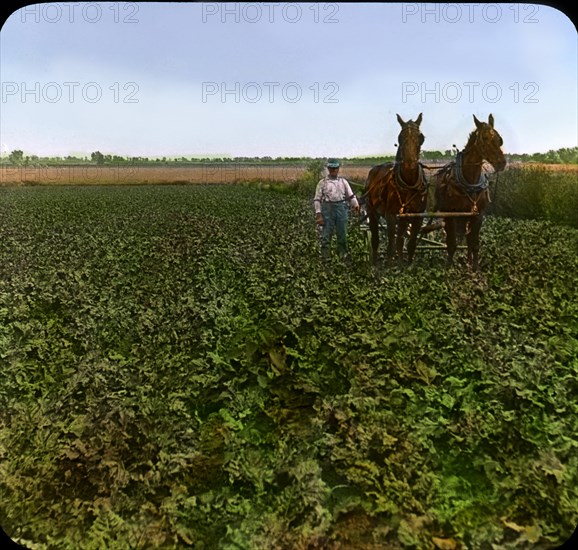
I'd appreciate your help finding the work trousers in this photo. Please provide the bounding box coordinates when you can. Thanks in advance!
[320,201,349,260]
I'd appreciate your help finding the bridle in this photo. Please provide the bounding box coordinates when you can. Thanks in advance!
[394,121,425,189]
[465,124,503,169]
[392,121,427,213]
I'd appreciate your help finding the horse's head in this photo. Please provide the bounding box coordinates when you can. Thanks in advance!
[472,114,506,172]
[395,113,424,166]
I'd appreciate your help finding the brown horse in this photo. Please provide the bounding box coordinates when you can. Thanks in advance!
[363,113,427,265]
[433,114,506,270]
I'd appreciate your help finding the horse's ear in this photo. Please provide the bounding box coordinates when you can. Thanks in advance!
[488,114,494,128]
[473,114,482,128]
[397,114,405,126]
[415,113,423,126]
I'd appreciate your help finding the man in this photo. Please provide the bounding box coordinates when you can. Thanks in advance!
[314,159,360,262]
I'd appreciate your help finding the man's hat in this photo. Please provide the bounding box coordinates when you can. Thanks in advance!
[326,158,341,168]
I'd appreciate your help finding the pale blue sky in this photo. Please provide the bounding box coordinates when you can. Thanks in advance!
[1,2,576,157]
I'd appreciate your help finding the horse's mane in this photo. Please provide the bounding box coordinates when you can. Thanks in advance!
[466,130,477,145]
[462,126,483,153]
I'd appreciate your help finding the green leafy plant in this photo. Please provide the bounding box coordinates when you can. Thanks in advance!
[0,184,577,548]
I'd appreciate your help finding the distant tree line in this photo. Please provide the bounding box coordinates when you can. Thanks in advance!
[2,147,577,166]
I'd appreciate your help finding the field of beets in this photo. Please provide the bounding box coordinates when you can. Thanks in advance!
[1,184,577,549]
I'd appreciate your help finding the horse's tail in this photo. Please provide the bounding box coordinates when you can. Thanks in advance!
[426,168,444,212]
[430,162,456,210]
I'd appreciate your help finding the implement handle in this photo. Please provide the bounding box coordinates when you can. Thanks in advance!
[397,212,479,218]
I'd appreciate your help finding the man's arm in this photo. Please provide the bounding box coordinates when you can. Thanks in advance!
[343,179,359,211]
[313,179,324,214]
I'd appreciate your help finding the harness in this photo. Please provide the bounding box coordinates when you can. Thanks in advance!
[453,151,489,213]
[393,162,427,214]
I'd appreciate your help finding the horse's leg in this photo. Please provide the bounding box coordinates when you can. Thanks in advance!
[396,217,408,261]
[466,215,483,271]
[385,214,397,261]
[445,217,457,266]
[367,208,380,265]
[406,218,423,263]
